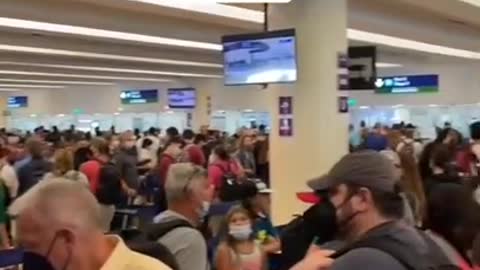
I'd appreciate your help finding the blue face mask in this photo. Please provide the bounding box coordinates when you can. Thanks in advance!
[22,233,72,270]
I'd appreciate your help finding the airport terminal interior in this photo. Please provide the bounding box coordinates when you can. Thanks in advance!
[1,0,480,269]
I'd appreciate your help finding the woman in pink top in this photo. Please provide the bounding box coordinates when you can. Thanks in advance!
[208,145,243,194]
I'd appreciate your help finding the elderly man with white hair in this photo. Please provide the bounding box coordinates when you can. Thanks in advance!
[153,163,214,270]
[9,179,171,270]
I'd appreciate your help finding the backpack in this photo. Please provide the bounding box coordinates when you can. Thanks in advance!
[332,226,460,270]
[215,164,255,202]
[118,219,193,270]
[96,161,123,205]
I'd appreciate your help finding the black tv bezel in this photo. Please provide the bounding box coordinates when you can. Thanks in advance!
[167,87,196,109]
[222,28,297,86]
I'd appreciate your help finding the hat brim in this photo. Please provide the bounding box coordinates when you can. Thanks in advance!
[307,175,334,191]
[296,192,322,204]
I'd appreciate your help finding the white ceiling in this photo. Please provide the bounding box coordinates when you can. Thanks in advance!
[0,0,478,91]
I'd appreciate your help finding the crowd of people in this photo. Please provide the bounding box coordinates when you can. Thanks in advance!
[0,120,479,270]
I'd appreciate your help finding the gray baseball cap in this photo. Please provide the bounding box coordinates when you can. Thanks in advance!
[307,150,397,193]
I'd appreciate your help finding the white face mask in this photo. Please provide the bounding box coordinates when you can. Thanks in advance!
[229,224,252,240]
[196,201,210,221]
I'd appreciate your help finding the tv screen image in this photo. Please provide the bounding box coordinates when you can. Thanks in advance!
[168,88,196,109]
[120,89,158,104]
[7,96,28,108]
[222,29,297,85]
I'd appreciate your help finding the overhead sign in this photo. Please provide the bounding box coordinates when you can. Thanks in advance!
[7,96,28,108]
[120,89,158,104]
[375,74,439,94]
[347,46,377,90]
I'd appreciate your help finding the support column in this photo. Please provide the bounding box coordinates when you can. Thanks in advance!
[268,0,349,224]
[190,79,214,131]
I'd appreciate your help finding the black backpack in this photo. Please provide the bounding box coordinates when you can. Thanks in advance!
[96,161,123,205]
[332,227,460,270]
[216,164,256,202]
[118,219,193,270]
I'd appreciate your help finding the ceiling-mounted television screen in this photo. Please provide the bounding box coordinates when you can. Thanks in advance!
[120,89,158,104]
[222,29,297,85]
[7,96,28,108]
[168,88,196,109]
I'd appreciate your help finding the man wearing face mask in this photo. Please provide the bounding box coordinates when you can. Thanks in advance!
[153,163,214,270]
[9,179,171,270]
[113,131,139,195]
[293,151,455,270]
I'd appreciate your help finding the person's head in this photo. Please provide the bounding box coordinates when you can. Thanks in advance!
[166,127,179,140]
[106,134,120,153]
[223,206,254,245]
[26,138,45,159]
[142,138,153,149]
[430,144,453,173]
[308,151,404,241]
[9,180,105,270]
[0,147,10,167]
[242,181,272,216]
[471,122,480,141]
[53,148,74,175]
[73,146,92,170]
[164,163,213,225]
[182,129,195,143]
[238,135,254,151]
[162,136,185,159]
[89,138,110,161]
[425,183,480,257]
[52,126,59,133]
[193,134,207,146]
[119,131,136,150]
[212,144,230,162]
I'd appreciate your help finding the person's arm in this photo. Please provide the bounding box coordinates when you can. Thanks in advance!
[216,243,241,270]
[329,248,407,270]
[169,229,210,270]
[1,166,18,198]
[290,247,334,270]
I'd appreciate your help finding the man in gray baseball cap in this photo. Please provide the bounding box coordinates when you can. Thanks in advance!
[292,151,454,270]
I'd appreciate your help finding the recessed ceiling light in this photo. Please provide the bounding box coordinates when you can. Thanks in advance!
[0,17,221,51]
[0,79,115,85]
[0,70,171,82]
[0,45,222,68]
[376,63,403,68]
[0,61,223,78]
[0,84,65,88]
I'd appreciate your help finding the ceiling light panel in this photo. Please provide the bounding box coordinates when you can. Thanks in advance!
[0,17,221,51]
[0,79,115,85]
[457,0,480,7]
[0,89,20,92]
[0,84,65,88]
[0,61,223,78]
[0,70,171,82]
[127,0,264,23]
[0,45,222,68]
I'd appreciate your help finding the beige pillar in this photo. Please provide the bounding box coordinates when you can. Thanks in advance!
[268,0,349,224]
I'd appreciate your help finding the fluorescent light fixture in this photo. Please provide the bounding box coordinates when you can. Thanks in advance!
[114,112,120,115]
[57,114,65,117]
[0,61,223,78]
[376,63,403,68]
[30,114,37,118]
[0,45,222,68]
[0,70,171,82]
[0,17,221,51]
[348,29,480,59]
[0,84,65,88]
[216,0,291,2]
[128,0,264,23]
[391,104,404,108]
[0,79,115,85]
[166,110,174,114]
[0,88,20,92]
[457,0,480,7]
[359,106,370,109]
[243,109,254,113]
[428,104,439,107]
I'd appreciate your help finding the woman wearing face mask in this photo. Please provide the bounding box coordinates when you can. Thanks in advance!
[216,206,267,270]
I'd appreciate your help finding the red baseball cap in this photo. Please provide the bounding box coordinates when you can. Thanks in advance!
[296,192,322,204]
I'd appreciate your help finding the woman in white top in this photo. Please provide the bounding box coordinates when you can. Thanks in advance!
[216,206,267,270]
[43,148,89,187]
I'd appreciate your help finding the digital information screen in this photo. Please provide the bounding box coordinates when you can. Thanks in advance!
[375,75,439,94]
[168,88,196,109]
[7,96,28,108]
[120,89,158,104]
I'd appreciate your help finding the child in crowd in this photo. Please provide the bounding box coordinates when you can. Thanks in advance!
[216,206,267,270]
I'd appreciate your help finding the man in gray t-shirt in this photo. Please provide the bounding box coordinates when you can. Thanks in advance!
[153,163,213,270]
[292,151,454,270]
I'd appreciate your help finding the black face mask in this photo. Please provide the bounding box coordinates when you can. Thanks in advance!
[303,199,338,243]
[22,233,72,270]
